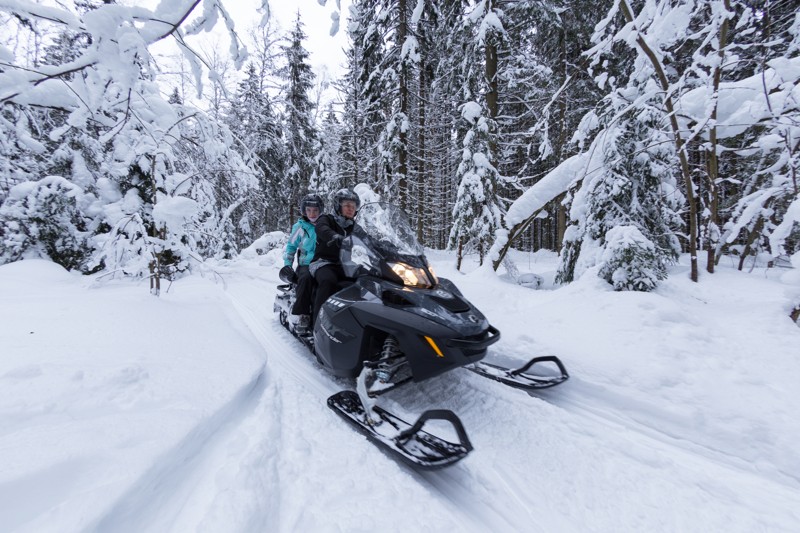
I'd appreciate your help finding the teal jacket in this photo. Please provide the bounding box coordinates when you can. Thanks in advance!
[283,218,317,267]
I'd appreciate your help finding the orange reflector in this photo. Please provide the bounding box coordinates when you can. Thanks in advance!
[424,336,444,358]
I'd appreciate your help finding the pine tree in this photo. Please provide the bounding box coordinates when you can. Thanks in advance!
[339,0,389,192]
[449,102,503,269]
[448,1,506,269]
[0,177,90,270]
[226,63,285,233]
[313,104,344,199]
[0,1,261,293]
[280,12,318,225]
[556,93,683,290]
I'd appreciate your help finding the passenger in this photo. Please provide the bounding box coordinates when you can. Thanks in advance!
[309,188,361,322]
[282,193,324,331]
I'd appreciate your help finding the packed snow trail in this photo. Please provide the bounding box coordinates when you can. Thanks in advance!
[98,264,474,532]
[3,256,797,532]
[147,261,798,533]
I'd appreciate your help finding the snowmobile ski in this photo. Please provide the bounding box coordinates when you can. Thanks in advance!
[467,355,569,390]
[327,390,472,469]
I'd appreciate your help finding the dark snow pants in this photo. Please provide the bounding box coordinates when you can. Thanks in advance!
[312,263,345,322]
[291,265,314,316]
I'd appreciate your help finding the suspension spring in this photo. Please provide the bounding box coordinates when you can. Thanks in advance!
[381,335,401,360]
[376,336,402,382]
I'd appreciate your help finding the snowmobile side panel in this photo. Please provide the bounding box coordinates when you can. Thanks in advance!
[313,278,493,381]
[327,390,472,469]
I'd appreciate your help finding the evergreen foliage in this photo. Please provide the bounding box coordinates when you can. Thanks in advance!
[0,177,90,271]
[0,0,797,299]
[280,12,318,224]
[449,102,503,268]
[556,90,683,290]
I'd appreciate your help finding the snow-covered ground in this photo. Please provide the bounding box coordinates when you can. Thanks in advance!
[1,251,799,532]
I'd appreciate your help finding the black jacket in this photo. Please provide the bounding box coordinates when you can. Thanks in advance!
[312,214,355,263]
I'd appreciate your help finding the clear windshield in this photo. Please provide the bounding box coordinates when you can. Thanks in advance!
[340,203,427,281]
[355,202,423,256]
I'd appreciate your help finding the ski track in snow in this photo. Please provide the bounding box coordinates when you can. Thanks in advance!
[88,362,269,532]
[101,264,799,532]
[535,375,800,489]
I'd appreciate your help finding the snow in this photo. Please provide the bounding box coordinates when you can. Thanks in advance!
[461,101,483,124]
[678,57,800,141]
[152,195,200,230]
[411,0,424,25]
[1,250,798,532]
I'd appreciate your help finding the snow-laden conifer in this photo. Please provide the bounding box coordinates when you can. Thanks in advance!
[556,87,683,290]
[280,13,317,224]
[0,177,90,270]
[0,1,263,293]
[449,102,503,270]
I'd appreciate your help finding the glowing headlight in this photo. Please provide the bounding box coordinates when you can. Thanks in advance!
[389,262,436,288]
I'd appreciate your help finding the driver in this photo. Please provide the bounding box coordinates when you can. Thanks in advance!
[309,188,361,322]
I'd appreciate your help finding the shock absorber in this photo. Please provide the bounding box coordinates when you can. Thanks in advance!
[381,335,401,359]
[376,336,401,382]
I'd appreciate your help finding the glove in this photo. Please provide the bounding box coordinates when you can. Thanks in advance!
[279,265,297,284]
[328,234,344,247]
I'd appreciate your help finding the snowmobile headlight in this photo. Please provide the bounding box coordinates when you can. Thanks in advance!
[389,262,434,289]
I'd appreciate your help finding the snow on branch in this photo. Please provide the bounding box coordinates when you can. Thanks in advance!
[0,0,84,29]
[0,0,244,106]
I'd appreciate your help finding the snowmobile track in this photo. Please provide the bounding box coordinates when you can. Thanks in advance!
[529,376,800,491]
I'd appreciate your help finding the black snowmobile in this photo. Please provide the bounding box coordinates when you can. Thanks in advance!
[274,202,568,469]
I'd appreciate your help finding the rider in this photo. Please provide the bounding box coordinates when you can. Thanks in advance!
[309,188,361,322]
[282,193,324,330]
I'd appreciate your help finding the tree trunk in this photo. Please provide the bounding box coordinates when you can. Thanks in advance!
[398,0,409,211]
[485,0,498,169]
[417,41,427,245]
[738,217,764,271]
[556,193,567,252]
[705,0,731,274]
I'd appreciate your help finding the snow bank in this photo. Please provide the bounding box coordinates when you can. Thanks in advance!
[0,261,265,532]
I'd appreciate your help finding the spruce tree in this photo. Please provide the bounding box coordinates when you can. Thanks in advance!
[280,12,318,225]
[449,102,503,270]
[227,63,285,233]
[313,104,344,199]
[555,94,683,291]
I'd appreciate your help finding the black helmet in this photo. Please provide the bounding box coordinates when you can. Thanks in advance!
[299,193,324,217]
[332,188,360,216]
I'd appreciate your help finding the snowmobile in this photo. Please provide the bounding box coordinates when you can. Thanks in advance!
[274,202,569,469]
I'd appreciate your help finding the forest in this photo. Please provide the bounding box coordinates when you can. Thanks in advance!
[0,0,797,311]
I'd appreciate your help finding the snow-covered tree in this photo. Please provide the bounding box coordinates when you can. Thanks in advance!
[313,104,344,199]
[226,63,285,234]
[0,177,90,271]
[490,0,797,286]
[0,0,262,294]
[339,0,390,192]
[280,12,317,225]
[556,91,683,290]
[449,102,503,269]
